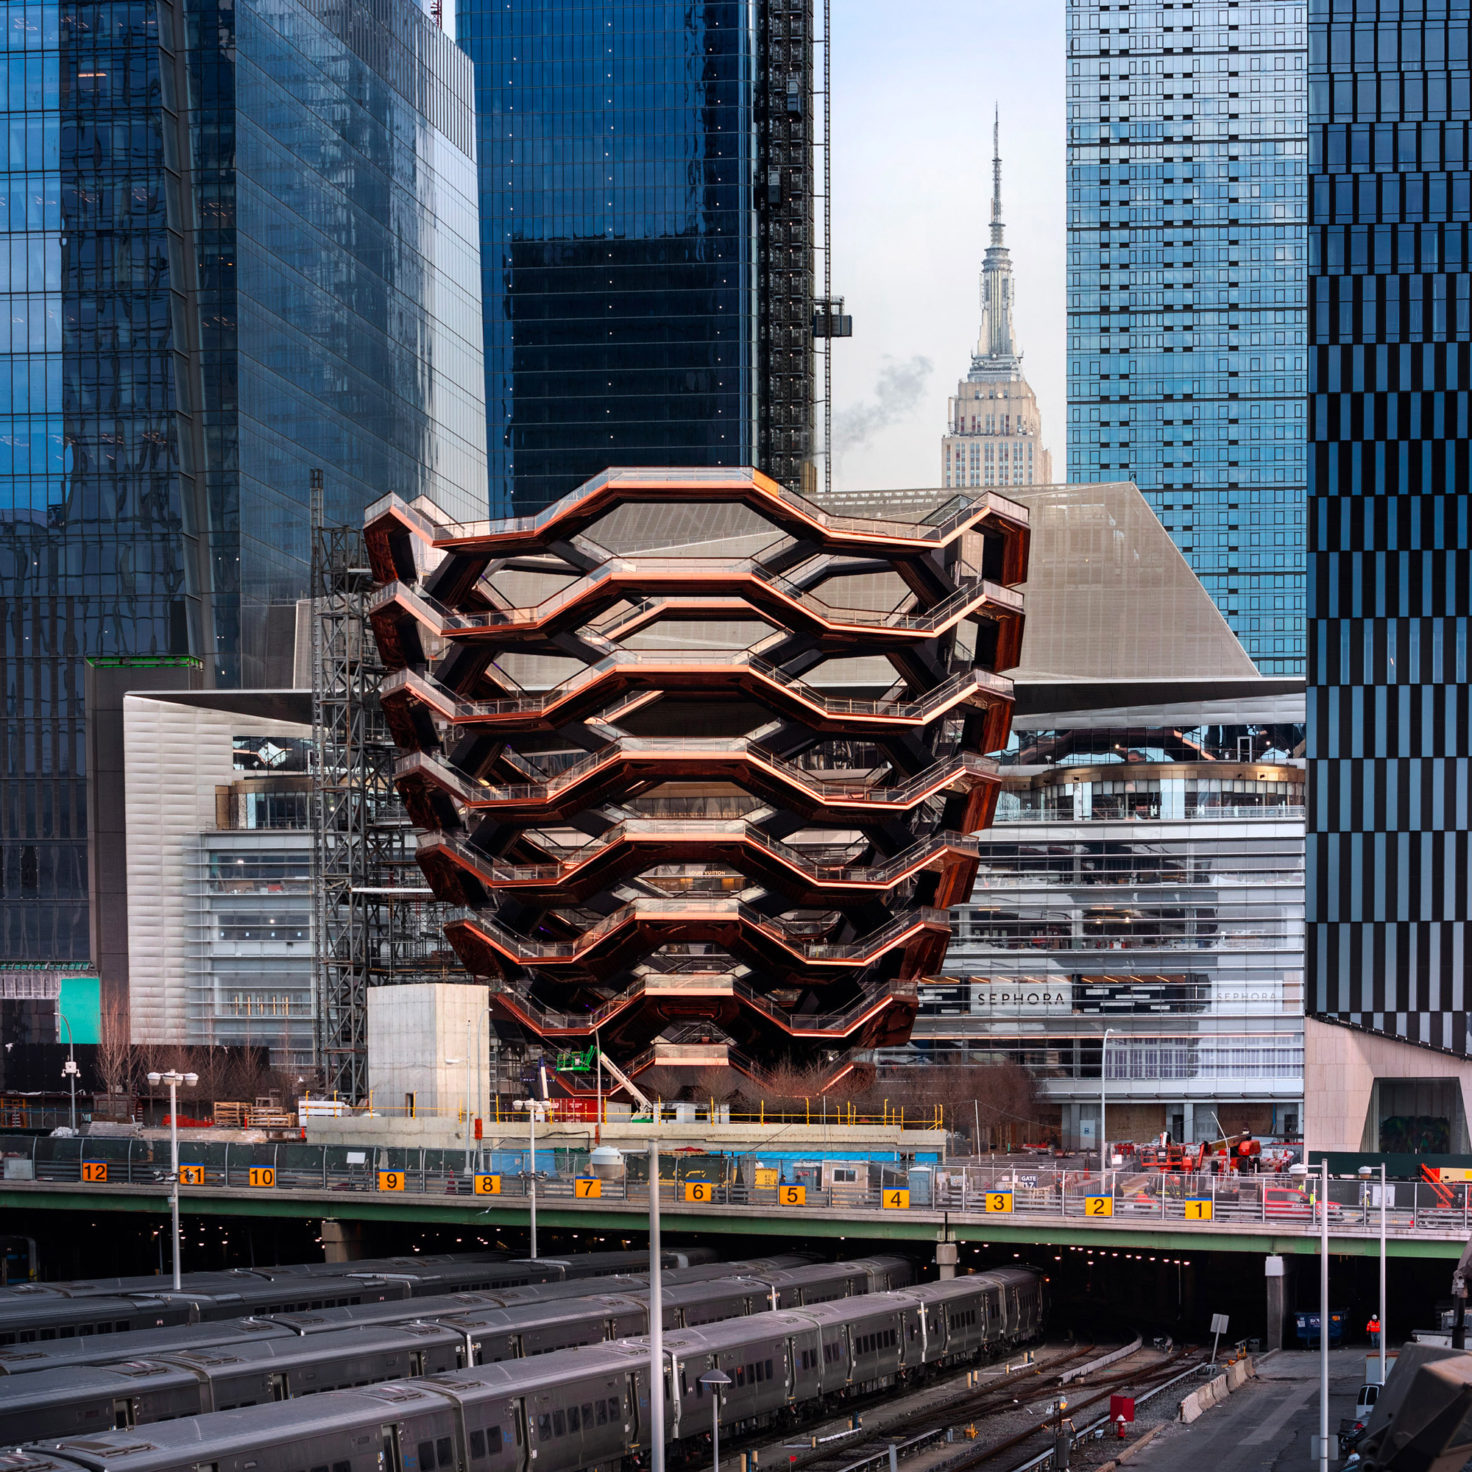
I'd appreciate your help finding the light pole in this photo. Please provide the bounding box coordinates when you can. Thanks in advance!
[147,1069,198,1290]
[1100,1027,1116,1179]
[1319,1157,1330,1472]
[59,1012,77,1133]
[1379,1161,1387,1384]
[649,1138,665,1472]
[514,1098,550,1258]
[699,1369,731,1472]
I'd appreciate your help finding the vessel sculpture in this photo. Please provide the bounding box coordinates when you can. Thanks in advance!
[364,468,1028,1082]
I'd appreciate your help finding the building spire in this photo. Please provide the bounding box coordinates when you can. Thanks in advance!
[976,106,1018,369]
[991,105,1004,248]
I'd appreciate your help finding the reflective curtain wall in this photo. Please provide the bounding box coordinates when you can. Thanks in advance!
[460,0,759,515]
[1308,0,1472,1053]
[1066,1,1310,676]
[0,0,486,963]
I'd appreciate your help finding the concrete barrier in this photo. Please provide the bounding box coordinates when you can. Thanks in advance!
[1060,1334,1144,1384]
[1096,1423,1166,1471]
[1178,1358,1256,1423]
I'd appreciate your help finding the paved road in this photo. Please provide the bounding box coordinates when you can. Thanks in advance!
[1123,1348,1368,1471]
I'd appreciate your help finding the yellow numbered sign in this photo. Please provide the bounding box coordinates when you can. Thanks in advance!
[684,1181,715,1204]
[81,1160,108,1183]
[574,1177,602,1198]
[882,1189,910,1210]
[248,1166,276,1188]
[1084,1195,1114,1217]
[473,1174,501,1195]
[779,1184,807,1207]
[179,1164,205,1186]
[985,1191,1014,1214]
[1184,1198,1213,1221]
[378,1170,406,1192]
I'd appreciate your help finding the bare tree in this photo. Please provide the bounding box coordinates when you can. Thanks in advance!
[95,994,135,1108]
[860,1059,1045,1148]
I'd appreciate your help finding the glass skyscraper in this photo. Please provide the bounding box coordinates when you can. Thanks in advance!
[1309,0,1472,1056]
[460,0,814,515]
[1066,1,1310,676]
[0,0,485,963]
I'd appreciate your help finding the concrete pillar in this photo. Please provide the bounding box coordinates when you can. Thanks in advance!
[1265,1254,1288,1350]
[935,1241,958,1280]
[321,1219,365,1263]
[1182,1101,1196,1142]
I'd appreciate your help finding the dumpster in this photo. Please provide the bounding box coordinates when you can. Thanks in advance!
[1294,1308,1348,1348]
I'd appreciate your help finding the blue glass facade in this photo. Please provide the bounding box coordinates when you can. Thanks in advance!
[1308,0,1472,1053]
[0,0,485,963]
[1066,1,1310,676]
[195,0,488,683]
[459,0,761,515]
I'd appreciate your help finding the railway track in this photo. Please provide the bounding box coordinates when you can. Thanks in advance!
[739,1343,1104,1472]
[771,1343,1202,1472]
[948,1350,1200,1470]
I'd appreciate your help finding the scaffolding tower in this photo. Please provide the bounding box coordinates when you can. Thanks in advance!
[310,474,463,1100]
[758,0,818,496]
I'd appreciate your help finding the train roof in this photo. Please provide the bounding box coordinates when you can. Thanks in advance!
[436,1294,644,1333]
[0,1269,317,1302]
[0,1295,177,1329]
[0,1452,81,1472]
[414,1341,649,1399]
[0,1359,202,1414]
[34,1383,454,1470]
[0,1316,292,1376]
[657,1308,823,1355]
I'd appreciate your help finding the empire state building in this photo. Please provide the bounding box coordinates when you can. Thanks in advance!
[942,116,1054,490]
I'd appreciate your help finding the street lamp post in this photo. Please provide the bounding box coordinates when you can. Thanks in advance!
[514,1099,549,1258]
[59,1012,77,1133]
[146,1069,198,1290]
[1100,1027,1116,1179]
[1379,1161,1387,1385]
[699,1370,731,1472]
[649,1138,664,1472]
[1319,1157,1330,1472]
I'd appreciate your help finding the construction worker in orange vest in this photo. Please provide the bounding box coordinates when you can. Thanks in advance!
[1367,1314,1381,1347]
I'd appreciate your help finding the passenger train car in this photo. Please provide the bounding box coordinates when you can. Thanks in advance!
[0,1259,914,1441]
[0,1257,823,1376]
[8,1270,1043,1472]
[0,1251,721,1348]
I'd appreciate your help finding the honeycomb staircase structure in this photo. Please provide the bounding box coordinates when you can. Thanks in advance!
[364,467,1028,1079]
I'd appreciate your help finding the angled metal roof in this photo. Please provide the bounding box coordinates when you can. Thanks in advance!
[820,480,1262,685]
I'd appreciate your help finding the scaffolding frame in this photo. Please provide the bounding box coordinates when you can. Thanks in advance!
[310,474,461,1100]
[757,0,817,496]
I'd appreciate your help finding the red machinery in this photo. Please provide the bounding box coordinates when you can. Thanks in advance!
[1138,1130,1261,1173]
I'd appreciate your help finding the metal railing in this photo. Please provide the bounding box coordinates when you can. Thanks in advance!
[448,898,949,965]
[383,658,1010,729]
[419,822,978,893]
[366,475,1027,554]
[482,973,919,1040]
[397,743,996,812]
[0,1138,1462,1238]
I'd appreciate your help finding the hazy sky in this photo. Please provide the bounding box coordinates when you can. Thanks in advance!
[828,3,1066,492]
